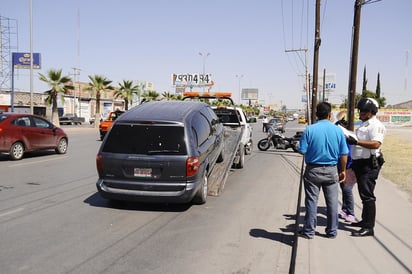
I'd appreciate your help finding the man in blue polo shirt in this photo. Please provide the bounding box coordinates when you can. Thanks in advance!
[298,102,348,239]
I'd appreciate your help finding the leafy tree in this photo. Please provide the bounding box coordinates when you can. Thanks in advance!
[39,69,73,126]
[340,68,386,109]
[115,80,140,110]
[84,75,113,127]
[376,72,381,98]
[340,90,386,109]
[362,65,368,97]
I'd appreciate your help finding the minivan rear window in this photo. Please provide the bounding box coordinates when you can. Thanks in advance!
[102,124,187,155]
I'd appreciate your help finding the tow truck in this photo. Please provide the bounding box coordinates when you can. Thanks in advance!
[183,92,255,196]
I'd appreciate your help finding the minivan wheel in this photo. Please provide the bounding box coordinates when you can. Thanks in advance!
[217,151,224,163]
[10,141,24,160]
[193,173,208,205]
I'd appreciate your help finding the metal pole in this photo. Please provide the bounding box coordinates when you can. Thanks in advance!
[199,52,210,92]
[322,68,326,102]
[29,0,34,114]
[236,74,243,104]
[11,54,15,112]
[305,51,311,122]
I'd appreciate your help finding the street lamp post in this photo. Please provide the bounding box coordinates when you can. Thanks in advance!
[199,52,210,91]
[236,74,243,104]
[29,0,34,114]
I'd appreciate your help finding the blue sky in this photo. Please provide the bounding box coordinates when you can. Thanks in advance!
[2,0,411,109]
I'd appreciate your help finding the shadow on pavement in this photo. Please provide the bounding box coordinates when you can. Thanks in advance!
[84,192,192,212]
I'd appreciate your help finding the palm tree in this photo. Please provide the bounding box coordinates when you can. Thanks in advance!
[141,90,160,103]
[115,80,140,110]
[39,69,73,126]
[161,91,175,101]
[84,75,113,127]
[174,94,184,101]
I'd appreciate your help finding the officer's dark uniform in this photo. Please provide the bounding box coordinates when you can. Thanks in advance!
[349,98,386,237]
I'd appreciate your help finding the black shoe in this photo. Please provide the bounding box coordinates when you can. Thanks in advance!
[351,228,374,237]
[349,221,364,227]
[298,230,314,239]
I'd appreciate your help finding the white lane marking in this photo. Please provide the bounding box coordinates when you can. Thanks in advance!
[8,156,68,168]
[0,207,24,218]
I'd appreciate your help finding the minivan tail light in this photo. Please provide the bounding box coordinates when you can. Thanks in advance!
[96,153,103,176]
[186,157,200,177]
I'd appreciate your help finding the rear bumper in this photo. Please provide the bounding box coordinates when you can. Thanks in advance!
[96,179,200,203]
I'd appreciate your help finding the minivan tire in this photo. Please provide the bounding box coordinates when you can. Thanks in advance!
[217,151,224,163]
[193,173,208,205]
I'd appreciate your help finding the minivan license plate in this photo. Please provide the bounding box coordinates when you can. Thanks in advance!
[134,168,152,177]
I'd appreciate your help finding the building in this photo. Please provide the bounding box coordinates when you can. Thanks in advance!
[0,82,125,123]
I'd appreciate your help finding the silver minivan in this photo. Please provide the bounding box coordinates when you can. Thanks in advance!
[96,100,224,204]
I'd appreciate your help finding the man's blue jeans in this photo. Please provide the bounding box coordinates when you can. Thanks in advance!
[302,165,339,237]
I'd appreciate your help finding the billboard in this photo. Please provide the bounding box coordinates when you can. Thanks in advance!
[12,52,41,69]
[321,73,336,91]
[172,73,213,87]
[241,88,258,100]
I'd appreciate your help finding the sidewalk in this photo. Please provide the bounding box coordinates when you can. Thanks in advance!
[294,176,412,274]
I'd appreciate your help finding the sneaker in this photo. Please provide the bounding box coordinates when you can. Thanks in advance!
[338,211,347,219]
[345,215,356,223]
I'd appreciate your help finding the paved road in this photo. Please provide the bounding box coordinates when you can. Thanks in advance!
[1,120,410,274]
[0,123,303,273]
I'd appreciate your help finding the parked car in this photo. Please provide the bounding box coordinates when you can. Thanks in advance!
[298,116,307,124]
[99,110,124,140]
[59,113,85,125]
[0,112,68,160]
[265,118,285,133]
[96,100,224,204]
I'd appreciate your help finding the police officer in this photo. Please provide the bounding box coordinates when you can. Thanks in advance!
[347,98,386,237]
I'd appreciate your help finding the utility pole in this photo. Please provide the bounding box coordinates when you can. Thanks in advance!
[311,0,321,124]
[322,68,326,102]
[347,0,363,130]
[71,67,81,115]
[285,48,310,124]
[405,49,409,95]
[347,0,382,130]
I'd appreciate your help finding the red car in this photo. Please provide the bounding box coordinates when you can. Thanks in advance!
[0,112,68,160]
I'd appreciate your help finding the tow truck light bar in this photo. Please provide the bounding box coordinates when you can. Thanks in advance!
[183,92,232,98]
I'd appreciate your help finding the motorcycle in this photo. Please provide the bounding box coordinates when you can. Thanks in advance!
[257,126,302,152]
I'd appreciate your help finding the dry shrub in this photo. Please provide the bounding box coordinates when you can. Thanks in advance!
[381,134,412,199]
